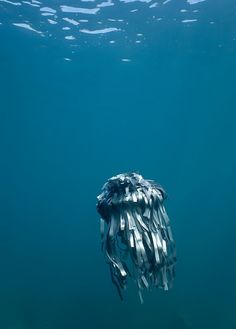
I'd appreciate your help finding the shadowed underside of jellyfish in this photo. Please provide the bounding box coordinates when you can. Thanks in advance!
[96,172,176,302]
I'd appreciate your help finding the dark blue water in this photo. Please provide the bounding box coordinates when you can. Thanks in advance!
[1,0,236,328]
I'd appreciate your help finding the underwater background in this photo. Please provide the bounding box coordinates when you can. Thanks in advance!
[1,0,236,328]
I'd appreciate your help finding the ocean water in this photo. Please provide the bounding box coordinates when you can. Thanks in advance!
[1,0,236,328]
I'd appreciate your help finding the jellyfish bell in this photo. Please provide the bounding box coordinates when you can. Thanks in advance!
[96,172,176,302]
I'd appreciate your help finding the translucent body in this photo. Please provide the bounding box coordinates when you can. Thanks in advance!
[97,172,176,302]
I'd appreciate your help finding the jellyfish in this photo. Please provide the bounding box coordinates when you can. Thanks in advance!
[96,172,176,302]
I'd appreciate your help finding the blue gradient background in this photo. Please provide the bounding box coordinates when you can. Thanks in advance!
[1,1,236,328]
